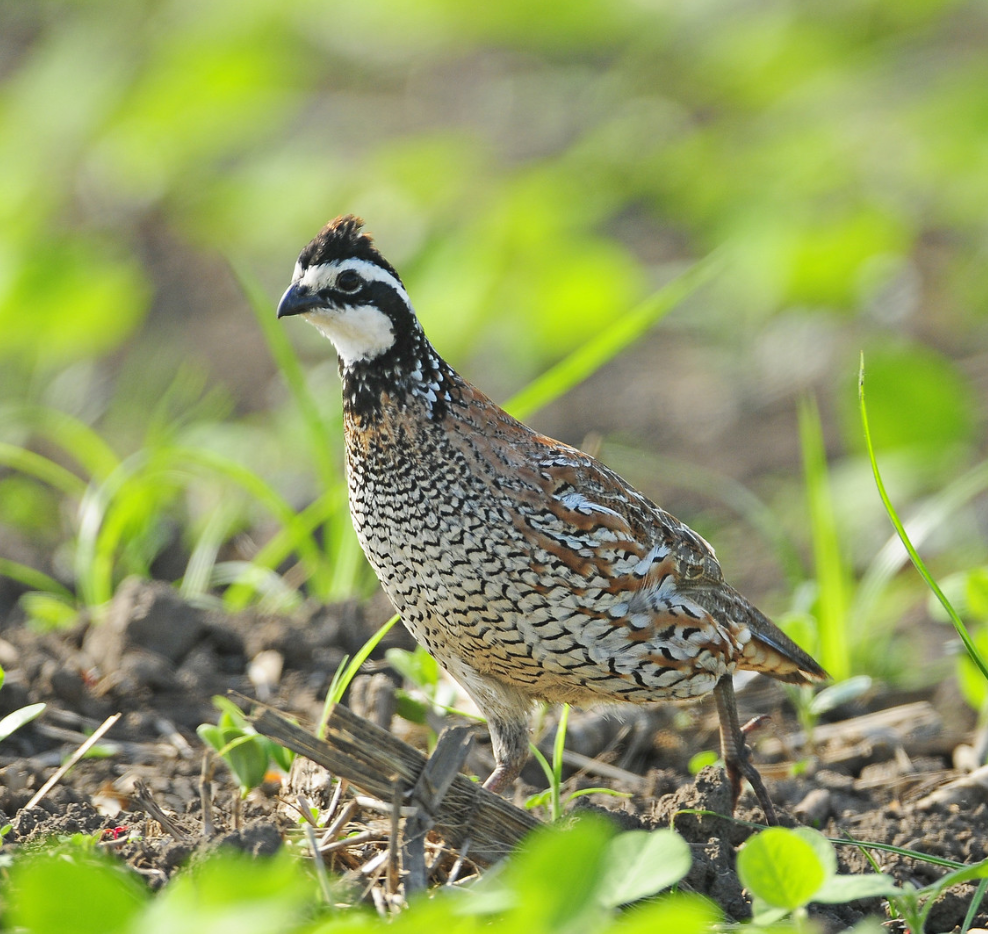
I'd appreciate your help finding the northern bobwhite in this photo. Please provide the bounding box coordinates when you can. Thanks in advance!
[277,215,827,823]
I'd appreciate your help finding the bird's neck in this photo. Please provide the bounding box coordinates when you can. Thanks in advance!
[341,326,461,424]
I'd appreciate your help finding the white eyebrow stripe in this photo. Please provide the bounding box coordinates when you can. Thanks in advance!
[298,258,411,306]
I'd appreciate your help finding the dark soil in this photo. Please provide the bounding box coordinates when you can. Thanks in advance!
[1,577,985,932]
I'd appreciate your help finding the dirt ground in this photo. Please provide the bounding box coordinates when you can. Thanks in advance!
[1,576,985,933]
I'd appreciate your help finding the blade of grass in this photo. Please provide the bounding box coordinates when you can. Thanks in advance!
[0,559,75,601]
[854,458,988,628]
[319,613,401,737]
[0,404,119,482]
[502,251,723,421]
[0,443,88,498]
[859,353,988,684]
[77,446,331,609]
[551,704,569,821]
[76,450,151,608]
[798,395,850,682]
[223,488,344,610]
[181,499,241,600]
[962,878,988,933]
[210,561,303,612]
[234,262,369,600]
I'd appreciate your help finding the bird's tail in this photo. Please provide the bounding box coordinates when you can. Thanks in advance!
[717,586,828,684]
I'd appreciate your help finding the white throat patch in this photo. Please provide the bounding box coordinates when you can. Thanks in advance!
[303,305,395,366]
[291,257,410,366]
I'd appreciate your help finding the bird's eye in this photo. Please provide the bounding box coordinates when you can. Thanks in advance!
[336,270,363,292]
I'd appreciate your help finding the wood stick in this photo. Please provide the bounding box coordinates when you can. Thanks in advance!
[403,726,474,893]
[252,705,540,866]
[25,712,121,811]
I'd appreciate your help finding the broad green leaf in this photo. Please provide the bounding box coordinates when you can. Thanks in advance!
[597,829,693,908]
[737,827,826,910]
[957,628,988,711]
[499,815,614,930]
[688,750,719,774]
[610,892,720,934]
[967,568,988,621]
[214,731,269,793]
[814,872,900,904]
[211,695,250,731]
[791,827,838,878]
[0,240,148,365]
[386,646,440,691]
[138,850,314,934]
[6,852,147,934]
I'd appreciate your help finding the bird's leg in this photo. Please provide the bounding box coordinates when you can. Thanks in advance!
[482,716,530,794]
[713,674,778,825]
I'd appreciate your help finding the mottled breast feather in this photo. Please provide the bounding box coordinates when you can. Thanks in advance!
[344,364,820,711]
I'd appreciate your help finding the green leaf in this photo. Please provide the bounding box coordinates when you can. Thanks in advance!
[20,592,78,632]
[214,730,270,793]
[967,568,988,621]
[597,829,693,908]
[0,240,149,365]
[958,628,988,711]
[791,827,838,880]
[0,703,46,742]
[498,815,614,930]
[6,851,148,934]
[610,892,720,934]
[211,695,250,731]
[264,737,295,774]
[197,723,225,754]
[688,750,719,774]
[385,645,440,691]
[394,691,430,725]
[814,872,900,904]
[736,827,827,910]
[138,850,315,934]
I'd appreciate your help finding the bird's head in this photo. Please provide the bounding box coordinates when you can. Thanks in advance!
[277,215,419,367]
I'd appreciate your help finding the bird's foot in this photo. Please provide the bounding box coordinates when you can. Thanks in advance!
[714,674,779,826]
[724,750,778,826]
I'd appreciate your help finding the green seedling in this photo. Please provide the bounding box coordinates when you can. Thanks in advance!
[197,696,293,797]
[739,823,988,932]
[526,706,631,820]
[460,815,697,929]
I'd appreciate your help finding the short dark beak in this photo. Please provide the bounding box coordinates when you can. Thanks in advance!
[277,284,322,319]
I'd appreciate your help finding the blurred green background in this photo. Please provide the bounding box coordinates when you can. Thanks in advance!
[2,0,988,687]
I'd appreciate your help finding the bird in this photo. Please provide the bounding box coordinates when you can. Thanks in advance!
[276,215,827,823]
